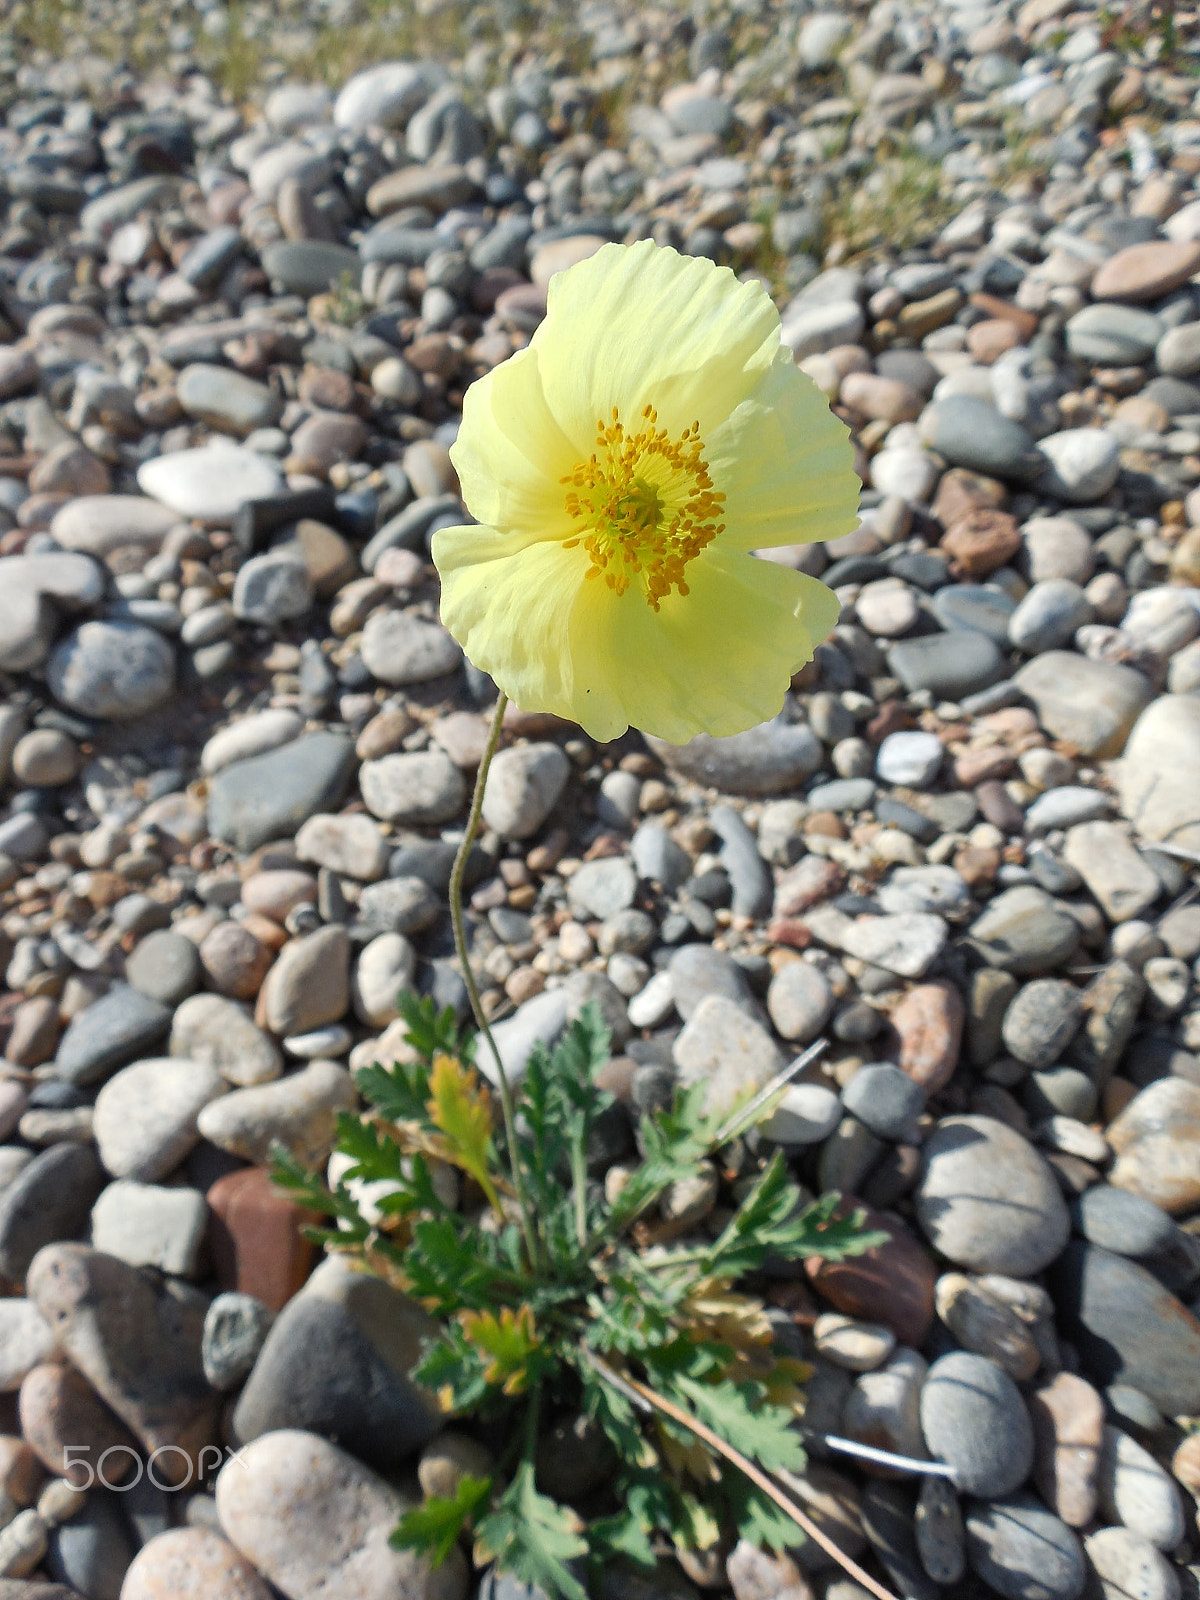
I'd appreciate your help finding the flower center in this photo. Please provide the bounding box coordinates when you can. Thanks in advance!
[560,405,725,610]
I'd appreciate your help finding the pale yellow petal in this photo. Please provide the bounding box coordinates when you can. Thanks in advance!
[448,346,578,535]
[433,523,629,740]
[435,513,841,745]
[532,240,781,452]
[592,549,841,743]
[706,348,861,551]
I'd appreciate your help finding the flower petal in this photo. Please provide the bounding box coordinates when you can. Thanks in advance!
[593,548,842,742]
[448,346,578,535]
[707,348,861,551]
[434,515,840,745]
[533,240,781,452]
[433,523,628,740]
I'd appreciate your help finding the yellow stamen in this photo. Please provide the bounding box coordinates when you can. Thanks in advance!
[560,404,725,610]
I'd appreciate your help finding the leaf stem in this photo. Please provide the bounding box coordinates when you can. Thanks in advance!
[447,689,541,1273]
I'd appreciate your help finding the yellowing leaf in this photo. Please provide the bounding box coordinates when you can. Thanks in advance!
[658,1422,718,1485]
[460,1305,541,1396]
[426,1053,501,1213]
[679,1280,774,1351]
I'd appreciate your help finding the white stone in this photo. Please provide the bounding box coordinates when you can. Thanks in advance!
[90,1181,209,1277]
[200,709,304,775]
[50,496,177,558]
[137,444,284,526]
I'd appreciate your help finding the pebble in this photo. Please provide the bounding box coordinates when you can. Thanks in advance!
[47,622,174,721]
[121,1527,274,1600]
[1098,1425,1185,1551]
[231,1257,442,1470]
[916,1115,1070,1275]
[482,743,570,839]
[207,732,355,854]
[93,1057,225,1181]
[1014,652,1154,760]
[198,1060,354,1165]
[920,1351,1034,1496]
[876,731,943,788]
[842,1064,925,1141]
[215,1429,466,1600]
[171,995,282,1087]
[27,1243,219,1480]
[1053,1243,1200,1416]
[1119,694,1200,853]
[359,750,467,825]
[965,1496,1085,1600]
[674,996,784,1118]
[766,962,834,1043]
[1084,1527,1181,1600]
[137,445,284,526]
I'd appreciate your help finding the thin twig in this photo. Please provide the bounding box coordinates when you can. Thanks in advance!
[584,1353,900,1600]
[821,1435,956,1478]
[447,691,540,1271]
[713,1039,829,1147]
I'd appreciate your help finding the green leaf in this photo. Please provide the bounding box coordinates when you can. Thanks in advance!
[723,1474,807,1553]
[398,990,475,1066]
[608,1084,722,1233]
[269,1142,370,1245]
[587,1479,660,1571]
[391,1474,493,1565]
[403,1215,525,1315]
[474,1461,588,1600]
[670,1375,807,1477]
[354,1058,432,1126]
[414,1326,490,1414]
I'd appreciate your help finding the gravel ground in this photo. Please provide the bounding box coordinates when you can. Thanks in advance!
[1,0,1200,1597]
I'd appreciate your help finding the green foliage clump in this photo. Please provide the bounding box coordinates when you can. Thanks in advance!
[275,994,879,1600]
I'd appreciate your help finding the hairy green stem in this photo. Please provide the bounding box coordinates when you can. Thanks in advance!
[448,690,541,1272]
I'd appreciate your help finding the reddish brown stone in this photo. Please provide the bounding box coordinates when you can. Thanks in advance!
[954,845,1000,888]
[1092,239,1200,303]
[4,998,59,1068]
[891,980,964,1094]
[0,1434,45,1506]
[773,857,845,917]
[866,702,916,745]
[805,1203,935,1349]
[199,923,272,1001]
[952,746,1016,787]
[207,1167,317,1312]
[968,294,1040,339]
[296,365,359,413]
[941,509,1022,578]
[767,919,814,952]
[931,467,1008,528]
[967,320,1022,364]
[975,780,1026,834]
[1029,1371,1103,1527]
[18,1364,140,1485]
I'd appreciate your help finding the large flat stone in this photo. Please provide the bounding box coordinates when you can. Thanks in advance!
[207,732,355,852]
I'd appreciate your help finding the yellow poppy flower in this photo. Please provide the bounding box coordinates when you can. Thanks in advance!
[432,239,858,744]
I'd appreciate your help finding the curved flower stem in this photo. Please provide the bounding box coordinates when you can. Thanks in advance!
[447,690,540,1272]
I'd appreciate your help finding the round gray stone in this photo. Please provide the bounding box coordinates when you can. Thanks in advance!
[920,1352,1034,1497]
[916,1114,1070,1275]
[47,622,175,721]
[964,1495,1085,1600]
